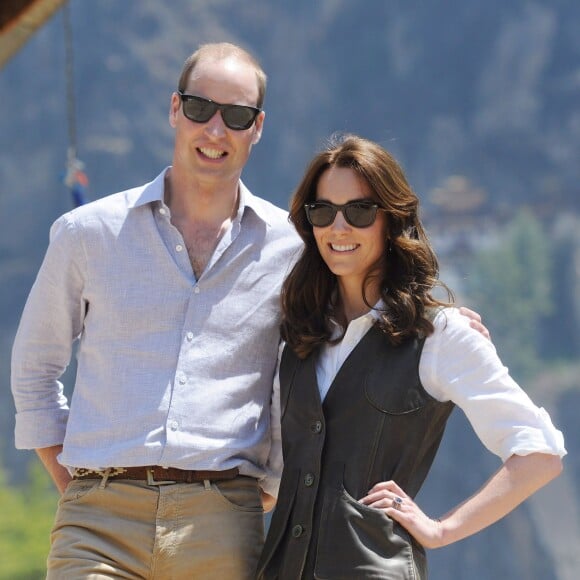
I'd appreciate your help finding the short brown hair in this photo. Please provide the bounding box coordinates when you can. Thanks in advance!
[177,42,267,108]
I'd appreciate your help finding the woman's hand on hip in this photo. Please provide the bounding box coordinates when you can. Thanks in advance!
[359,480,444,549]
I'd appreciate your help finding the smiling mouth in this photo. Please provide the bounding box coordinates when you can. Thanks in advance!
[330,243,358,252]
[198,147,226,159]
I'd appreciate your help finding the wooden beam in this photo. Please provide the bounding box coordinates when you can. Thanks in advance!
[0,0,68,69]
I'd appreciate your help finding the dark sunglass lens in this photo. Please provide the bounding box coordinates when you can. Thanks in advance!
[307,204,336,227]
[183,97,216,123]
[222,106,257,130]
[345,203,377,227]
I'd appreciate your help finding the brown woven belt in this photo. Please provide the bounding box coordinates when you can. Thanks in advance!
[72,466,240,485]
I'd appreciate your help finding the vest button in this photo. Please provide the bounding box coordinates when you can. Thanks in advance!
[304,473,315,487]
[292,524,304,538]
[310,421,323,433]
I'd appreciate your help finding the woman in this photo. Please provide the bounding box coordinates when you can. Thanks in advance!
[258,134,565,579]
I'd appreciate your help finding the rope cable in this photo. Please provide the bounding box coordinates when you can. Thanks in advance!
[62,0,87,207]
[63,0,76,161]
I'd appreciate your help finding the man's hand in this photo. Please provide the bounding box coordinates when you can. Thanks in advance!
[261,491,276,512]
[36,446,72,494]
[459,306,490,340]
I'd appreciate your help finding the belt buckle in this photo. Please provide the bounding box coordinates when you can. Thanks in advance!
[146,468,176,486]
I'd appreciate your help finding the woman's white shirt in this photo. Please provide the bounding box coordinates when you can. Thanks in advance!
[315,307,566,461]
[267,307,566,497]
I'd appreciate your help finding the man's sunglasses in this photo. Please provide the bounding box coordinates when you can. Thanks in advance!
[178,91,261,131]
[304,200,385,228]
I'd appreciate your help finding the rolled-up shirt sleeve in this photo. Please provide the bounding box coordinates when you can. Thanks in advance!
[420,308,567,461]
[11,213,86,449]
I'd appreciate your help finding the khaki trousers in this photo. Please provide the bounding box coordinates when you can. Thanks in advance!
[47,476,264,579]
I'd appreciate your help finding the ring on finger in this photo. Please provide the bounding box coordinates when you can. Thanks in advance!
[392,496,403,510]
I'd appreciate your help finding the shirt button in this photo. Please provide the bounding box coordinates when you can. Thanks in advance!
[310,421,323,434]
[170,421,178,431]
[159,207,167,215]
[178,375,186,385]
[292,524,304,538]
[176,244,183,252]
[194,286,200,294]
[186,332,194,341]
[304,473,315,487]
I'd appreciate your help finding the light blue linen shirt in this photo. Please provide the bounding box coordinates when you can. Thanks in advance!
[11,168,301,495]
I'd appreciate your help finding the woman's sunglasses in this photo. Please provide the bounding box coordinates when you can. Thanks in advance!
[304,200,385,228]
[178,92,261,131]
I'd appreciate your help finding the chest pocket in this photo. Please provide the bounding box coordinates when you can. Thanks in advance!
[362,332,433,415]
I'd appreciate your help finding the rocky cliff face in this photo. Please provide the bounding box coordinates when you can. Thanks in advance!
[1,2,578,578]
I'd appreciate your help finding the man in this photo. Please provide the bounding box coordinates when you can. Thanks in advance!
[12,42,301,579]
[12,42,488,579]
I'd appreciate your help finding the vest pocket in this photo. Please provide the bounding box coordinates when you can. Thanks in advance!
[362,335,432,415]
[314,483,426,579]
[364,373,430,415]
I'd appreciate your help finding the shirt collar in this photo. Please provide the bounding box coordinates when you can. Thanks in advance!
[329,299,385,339]
[128,168,273,227]
[129,168,168,208]
[236,180,275,227]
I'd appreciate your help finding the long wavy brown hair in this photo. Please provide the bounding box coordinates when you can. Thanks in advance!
[281,134,453,359]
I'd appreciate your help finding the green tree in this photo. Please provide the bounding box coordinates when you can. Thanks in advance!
[465,209,552,379]
[0,460,57,580]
